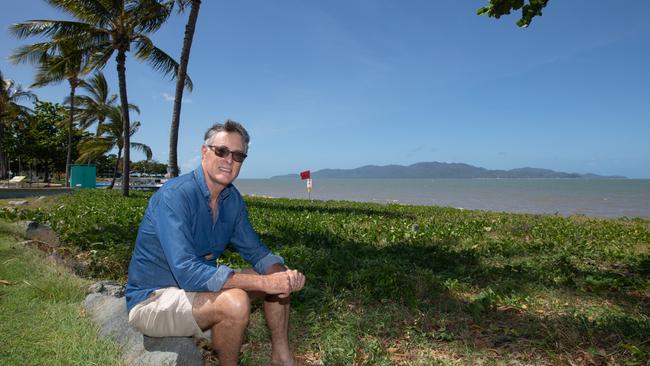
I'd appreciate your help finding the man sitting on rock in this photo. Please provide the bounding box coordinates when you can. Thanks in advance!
[126,120,306,366]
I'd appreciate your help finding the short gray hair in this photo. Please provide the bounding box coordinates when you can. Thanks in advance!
[203,119,250,153]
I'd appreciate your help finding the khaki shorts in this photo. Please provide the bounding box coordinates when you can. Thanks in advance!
[128,287,207,338]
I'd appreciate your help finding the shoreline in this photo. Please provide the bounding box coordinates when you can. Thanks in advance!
[243,194,650,220]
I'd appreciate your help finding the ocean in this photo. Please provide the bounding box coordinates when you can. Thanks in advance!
[234,178,650,219]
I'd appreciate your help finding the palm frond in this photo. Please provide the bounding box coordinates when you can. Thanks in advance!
[128,103,140,114]
[9,43,52,65]
[82,72,110,102]
[45,0,113,25]
[77,136,114,162]
[23,41,90,89]
[32,68,66,88]
[88,43,116,71]
[130,142,152,160]
[96,118,116,136]
[134,36,193,91]
[128,120,141,135]
[10,20,100,39]
[104,0,125,19]
[129,0,172,33]
[7,85,37,104]
[71,33,113,57]
[67,94,112,130]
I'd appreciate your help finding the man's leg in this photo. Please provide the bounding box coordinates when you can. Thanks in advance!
[264,265,294,366]
[192,289,251,366]
[240,266,294,366]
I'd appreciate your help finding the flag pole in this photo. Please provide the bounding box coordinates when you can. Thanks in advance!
[307,178,312,201]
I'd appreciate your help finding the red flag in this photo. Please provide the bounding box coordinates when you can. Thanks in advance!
[300,170,311,180]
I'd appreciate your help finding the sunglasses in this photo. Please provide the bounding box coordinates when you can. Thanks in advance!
[206,145,247,163]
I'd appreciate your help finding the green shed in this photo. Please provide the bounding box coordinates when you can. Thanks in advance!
[70,164,96,188]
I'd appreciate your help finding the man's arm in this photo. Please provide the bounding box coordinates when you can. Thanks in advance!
[222,264,305,298]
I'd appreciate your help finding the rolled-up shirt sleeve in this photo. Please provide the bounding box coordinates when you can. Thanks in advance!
[154,192,234,292]
[205,265,235,292]
[253,253,286,274]
[230,201,284,274]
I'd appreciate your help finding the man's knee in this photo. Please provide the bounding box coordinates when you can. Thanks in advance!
[220,288,251,323]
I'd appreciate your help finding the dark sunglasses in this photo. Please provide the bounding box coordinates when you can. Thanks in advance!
[206,145,247,163]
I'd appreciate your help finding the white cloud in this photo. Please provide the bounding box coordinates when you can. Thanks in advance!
[162,93,192,104]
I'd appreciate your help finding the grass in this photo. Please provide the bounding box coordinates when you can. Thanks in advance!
[0,220,123,366]
[1,189,649,365]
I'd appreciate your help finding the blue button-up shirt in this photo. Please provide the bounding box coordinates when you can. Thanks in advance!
[125,166,284,312]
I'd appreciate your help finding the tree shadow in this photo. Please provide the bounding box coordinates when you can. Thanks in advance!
[247,199,417,220]
[252,223,649,361]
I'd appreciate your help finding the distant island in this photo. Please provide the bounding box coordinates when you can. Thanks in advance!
[271,162,626,179]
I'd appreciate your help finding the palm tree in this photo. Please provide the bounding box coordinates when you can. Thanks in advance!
[11,0,191,196]
[0,70,36,179]
[71,72,117,135]
[77,105,151,189]
[68,72,139,138]
[168,0,201,178]
[11,40,90,187]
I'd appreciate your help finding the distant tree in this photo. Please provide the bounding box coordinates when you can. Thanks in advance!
[12,0,190,196]
[478,0,549,27]
[77,105,151,189]
[7,101,82,182]
[168,0,200,178]
[11,39,91,187]
[94,153,117,178]
[132,159,169,175]
[0,70,37,179]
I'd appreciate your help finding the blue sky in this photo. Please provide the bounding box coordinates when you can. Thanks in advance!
[2,1,649,178]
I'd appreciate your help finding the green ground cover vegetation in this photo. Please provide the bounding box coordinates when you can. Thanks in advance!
[1,189,649,365]
[0,220,123,366]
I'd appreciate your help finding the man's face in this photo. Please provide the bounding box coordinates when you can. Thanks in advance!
[201,131,245,190]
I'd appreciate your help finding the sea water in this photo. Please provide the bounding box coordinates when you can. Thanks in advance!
[235,178,650,219]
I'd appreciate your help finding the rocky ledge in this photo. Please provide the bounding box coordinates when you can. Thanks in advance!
[83,281,206,366]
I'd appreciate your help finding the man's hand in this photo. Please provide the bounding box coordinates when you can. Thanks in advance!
[263,268,305,298]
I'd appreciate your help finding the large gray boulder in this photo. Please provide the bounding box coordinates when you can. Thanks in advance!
[22,221,88,275]
[83,282,205,366]
[24,221,60,247]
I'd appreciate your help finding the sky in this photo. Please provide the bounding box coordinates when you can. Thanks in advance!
[1,1,649,179]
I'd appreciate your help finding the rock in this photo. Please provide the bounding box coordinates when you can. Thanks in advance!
[88,281,125,298]
[8,200,28,206]
[411,224,420,233]
[83,285,205,366]
[24,221,60,247]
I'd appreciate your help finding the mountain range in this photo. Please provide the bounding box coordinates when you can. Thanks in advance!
[271,162,626,179]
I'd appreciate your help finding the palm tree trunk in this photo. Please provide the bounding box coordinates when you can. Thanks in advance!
[0,99,6,179]
[116,50,131,196]
[108,147,122,190]
[0,98,8,179]
[168,0,201,178]
[0,121,7,180]
[66,81,76,187]
[96,117,105,137]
